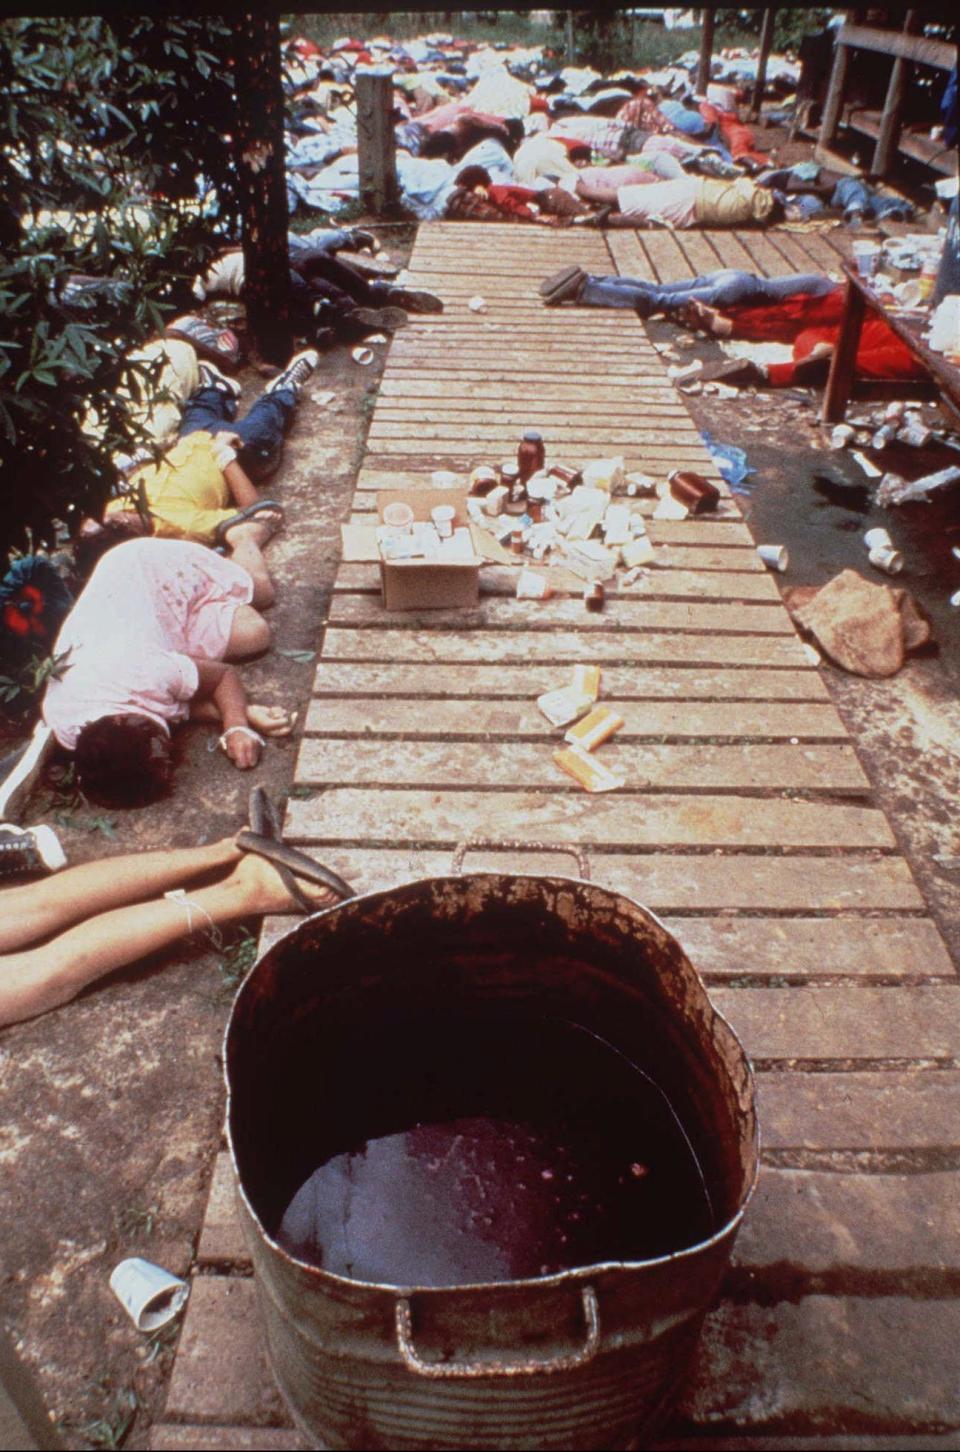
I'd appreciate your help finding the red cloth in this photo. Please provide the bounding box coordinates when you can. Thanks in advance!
[698,103,767,165]
[485,184,538,220]
[721,286,926,386]
[529,94,550,114]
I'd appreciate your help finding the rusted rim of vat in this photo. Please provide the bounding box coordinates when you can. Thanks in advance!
[224,870,761,1296]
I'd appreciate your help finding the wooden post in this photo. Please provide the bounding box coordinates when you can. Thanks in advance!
[697,7,715,95]
[818,19,851,151]
[355,70,399,217]
[749,9,777,121]
[822,276,868,423]
[566,9,574,65]
[231,13,293,368]
[871,10,920,178]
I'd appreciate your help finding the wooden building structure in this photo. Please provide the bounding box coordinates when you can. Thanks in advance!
[817,10,957,179]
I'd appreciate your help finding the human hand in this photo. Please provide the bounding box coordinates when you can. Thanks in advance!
[219,724,265,768]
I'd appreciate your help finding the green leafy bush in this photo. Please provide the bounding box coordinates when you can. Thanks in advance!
[0,17,239,561]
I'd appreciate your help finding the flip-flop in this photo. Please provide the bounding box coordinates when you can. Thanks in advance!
[213,500,284,547]
[236,830,356,909]
[247,785,282,840]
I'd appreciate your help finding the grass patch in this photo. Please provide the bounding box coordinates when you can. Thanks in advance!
[218,927,259,989]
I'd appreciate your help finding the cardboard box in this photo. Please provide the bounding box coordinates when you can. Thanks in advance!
[377,491,482,611]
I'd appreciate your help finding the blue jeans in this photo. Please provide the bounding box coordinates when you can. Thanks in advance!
[179,386,296,479]
[578,268,837,314]
[830,177,913,222]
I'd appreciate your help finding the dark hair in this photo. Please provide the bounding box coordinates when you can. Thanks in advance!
[74,713,173,806]
[455,164,492,191]
[503,117,524,154]
[420,129,458,160]
[73,516,145,581]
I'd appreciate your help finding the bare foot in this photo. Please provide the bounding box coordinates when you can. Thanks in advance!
[223,513,283,549]
[676,299,732,337]
[247,704,295,737]
[227,852,340,916]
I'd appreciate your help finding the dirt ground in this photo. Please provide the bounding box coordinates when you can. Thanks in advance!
[0,224,418,1451]
[3,193,960,1449]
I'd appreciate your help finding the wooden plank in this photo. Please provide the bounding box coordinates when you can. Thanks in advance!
[267,846,924,912]
[326,595,794,634]
[371,404,701,428]
[319,626,813,667]
[700,231,758,272]
[377,378,691,404]
[286,787,895,849]
[362,444,735,466]
[673,229,727,278]
[604,230,657,281]
[296,738,869,792]
[641,228,697,283]
[309,662,832,702]
[668,915,954,980]
[366,420,706,444]
[763,229,823,275]
[758,1070,960,1148]
[335,564,783,604]
[731,229,795,278]
[712,984,960,1060]
[336,543,761,574]
[304,696,847,740]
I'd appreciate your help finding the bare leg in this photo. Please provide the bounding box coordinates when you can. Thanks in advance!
[0,837,241,953]
[0,852,337,1028]
[225,603,271,659]
[223,519,279,609]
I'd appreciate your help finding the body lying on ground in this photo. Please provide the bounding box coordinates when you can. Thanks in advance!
[76,350,319,605]
[42,537,293,805]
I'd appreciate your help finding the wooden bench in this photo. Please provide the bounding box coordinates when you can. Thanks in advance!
[822,263,960,428]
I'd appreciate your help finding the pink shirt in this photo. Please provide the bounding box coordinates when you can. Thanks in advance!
[43,538,253,749]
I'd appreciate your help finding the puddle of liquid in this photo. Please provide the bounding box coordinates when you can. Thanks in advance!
[275,1014,714,1287]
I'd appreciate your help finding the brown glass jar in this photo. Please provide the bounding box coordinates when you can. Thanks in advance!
[517,429,545,484]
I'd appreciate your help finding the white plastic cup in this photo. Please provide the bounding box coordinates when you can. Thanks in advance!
[894,279,923,307]
[109,1258,189,1333]
[431,504,455,538]
[852,241,880,279]
[830,424,855,449]
[863,527,893,551]
[757,543,789,572]
[868,545,904,576]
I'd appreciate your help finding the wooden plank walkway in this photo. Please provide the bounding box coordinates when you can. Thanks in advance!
[153,224,960,1451]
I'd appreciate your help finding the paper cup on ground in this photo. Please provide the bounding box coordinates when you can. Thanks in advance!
[757,543,789,572]
[864,527,892,551]
[868,545,904,576]
[468,295,488,313]
[351,346,373,366]
[109,1258,188,1333]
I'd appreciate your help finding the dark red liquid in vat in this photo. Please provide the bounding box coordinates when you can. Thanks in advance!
[277,1015,714,1287]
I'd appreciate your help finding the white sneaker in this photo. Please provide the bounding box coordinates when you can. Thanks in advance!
[0,823,67,877]
[0,723,54,822]
[198,361,242,398]
[265,349,320,396]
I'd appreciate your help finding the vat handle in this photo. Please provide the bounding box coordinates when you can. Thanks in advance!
[451,838,590,880]
[395,1285,600,1380]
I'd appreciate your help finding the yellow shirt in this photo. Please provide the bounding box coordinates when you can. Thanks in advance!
[107,431,236,544]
